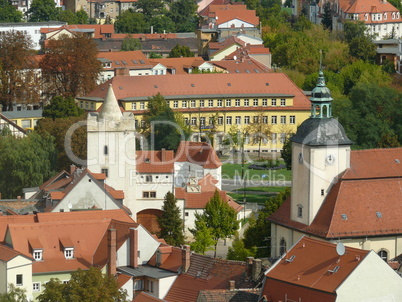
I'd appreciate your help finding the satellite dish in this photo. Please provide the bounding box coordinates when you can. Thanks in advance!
[336,242,345,256]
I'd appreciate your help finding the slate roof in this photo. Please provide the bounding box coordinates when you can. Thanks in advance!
[2,109,43,119]
[269,147,402,239]
[261,237,369,301]
[97,51,152,70]
[164,254,256,302]
[118,265,177,279]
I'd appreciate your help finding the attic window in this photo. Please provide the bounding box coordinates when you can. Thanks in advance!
[132,60,138,64]
[64,247,74,259]
[395,159,400,163]
[119,86,123,90]
[145,158,150,163]
[33,249,43,261]
[139,60,145,64]
[341,213,348,220]
[191,84,195,87]
[122,60,127,65]
[115,61,120,65]
[235,69,240,73]
[154,85,158,88]
[245,69,250,73]
[376,211,382,218]
[254,69,259,73]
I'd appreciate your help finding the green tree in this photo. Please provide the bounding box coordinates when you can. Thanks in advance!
[321,2,332,30]
[150,15,176,33]
[189,216,215,254]
[27,0,60,22]
[227,235,257,261]
[40,33,102,98]
[243,188,290,257]
[246,112,272,158]
[0,284,27,302]
[37,267,127,302]
[43,96,85,120]
[191,190,239,257]
[36,116,87,171]
[114,9,148,33]
[381,58,396,74]
[158,192,185,246]
[281,134,293,170]
[0,31,39,111]
[149,52,162,58]
[0,0,23,22]
[135,0,164,19]
[0,132,56,198]
[57,9,77,24]
[168,0,198,32]
[168,44,194,58]
[75,9,88,24]
[121,35,142,51]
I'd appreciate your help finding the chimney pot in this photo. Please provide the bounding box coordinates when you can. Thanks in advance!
[229,280,235,291]
[108,228,117,275]
[182,245,191,273]
[251,258,262,282]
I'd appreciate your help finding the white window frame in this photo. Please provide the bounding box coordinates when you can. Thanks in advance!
[226,116,232,125]
[235,99,240,106]
[262,99,267,106]
[208,99,213,107]
[271,99,277,106]
[280,116,286,124]
[140,102,145,110]
[64,248,74,259]
[253,99,258,106]
[199,100,204,107]
[280,99,286,106]
[217,99,222,107]
[173,101,178,108]
[244,99,249,106]
[182,101,187,108]
[190,100,196,108]
[244,116,250,125]
[235,116,241,125]
[226,99,231,107]
[131,103,136,110]
[33,282,41,292]
[217,117,223,125]
[271,116,277,124]
[290,115,295,124]
[33,249,43,261]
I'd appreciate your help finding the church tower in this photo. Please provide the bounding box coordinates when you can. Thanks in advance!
[87,84,137,212]
[290,70,353,225]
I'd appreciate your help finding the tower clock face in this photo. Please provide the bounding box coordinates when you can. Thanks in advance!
[325,154,336,165]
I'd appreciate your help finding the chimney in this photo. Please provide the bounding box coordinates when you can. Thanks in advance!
[182,245,191,273]
[246,257,254,277]
[17,196,21,201]
[161,148,166,162]
[130,228,139,268]
[229,280,235,291]
[251,258,262,282]
[108,228,117,275]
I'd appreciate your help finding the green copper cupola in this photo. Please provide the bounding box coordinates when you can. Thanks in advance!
[310,70,333,118]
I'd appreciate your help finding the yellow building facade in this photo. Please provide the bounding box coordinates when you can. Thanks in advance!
[78,73,311,153]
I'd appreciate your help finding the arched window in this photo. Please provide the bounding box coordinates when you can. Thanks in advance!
[297,204,303,218]
[279,238,287,255]
[378,250,388,261]
[322,105,328,117]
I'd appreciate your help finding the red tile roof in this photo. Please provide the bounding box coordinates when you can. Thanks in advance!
[211,9,259,27]
[175,141,221,169]
[261,237,369,301]
[133,292,166,302]
[0,244,33,262]
[269,147,402,239]
[340,0,401,24]
[164,254,255,302]
[148,57,208,74]
[211,59,270,74]
[117,273,131,287]
[148,246,183,272]
[79,73,310,111]
[97,51,152,70]
[200,3,246,17]
[136,150,174,173]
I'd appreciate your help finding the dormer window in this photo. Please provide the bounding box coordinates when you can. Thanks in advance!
[64,247,74,259]
[33,249,43,261]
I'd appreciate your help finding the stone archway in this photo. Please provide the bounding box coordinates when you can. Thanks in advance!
[137,209,163,234]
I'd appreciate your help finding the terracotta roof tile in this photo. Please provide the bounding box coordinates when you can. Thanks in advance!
[148,246,183,272]
[136,150,174,173]
[340,0,401,24]
[97,51,151,70]
[212,9,259,27]
[79,73,310,111]
[175,141,221,169]
[133,292,166,302]
[197,288,260,301]
[117,273,131,288]
[262,237,369,300]
[148,57,209,74]
[0,244,33,262]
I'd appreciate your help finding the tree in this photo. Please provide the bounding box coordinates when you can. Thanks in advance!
[0,132,56,198]
[168,0,198,32]
[168,44,194,58]
[158,192,185,246]
[37,267,128,302]
[135,0,164,19]
[190,190,239,257]
[246,112,272,158]
[75,9,89,24]
[27,0,60,22]
[114,9,148,33]
[121,35,142,51]
[189,216,215,254]
[36,116,87,171]
[0,31,39,111]
[243,188,290,257]
[281,134,293,170]
[0,0,23,22]
[150,15,176,34]
[0,284,27,302]
[321,2,332,30]
[149,52,162,58]
[43,96,85,120]
[57,9,88,24]
[227,235,257,261]
[40,33,102,99]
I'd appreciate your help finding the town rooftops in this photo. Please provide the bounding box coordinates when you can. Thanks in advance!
[133,291,166,302]
[97,50,152,70]
[269,147,402,239]
[0,244,33,262]
[78,73,310,110]
[175,141,221,169]
[340,0,401,24]
[136,150,175,173]
[261,237,369,299]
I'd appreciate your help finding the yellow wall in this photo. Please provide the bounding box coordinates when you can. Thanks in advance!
[10,117,41,130]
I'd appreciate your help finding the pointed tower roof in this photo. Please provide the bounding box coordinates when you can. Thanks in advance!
[99,84,122,120]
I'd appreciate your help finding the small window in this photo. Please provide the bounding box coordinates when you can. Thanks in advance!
[235,99,240,106]
[244,116,250,125]
[33,282,41,292]
[134,279,143,290]
[199,100,204,107]
[341,213,348,220]
[262,116,268,124]
[173,101,178,108]
[321,189,324,196]
[217,117,223,125]
[143,191,149,198]
[378,250,388,261]
[262,99,267,106]
[145,175,153,182]
[131,103,136,110]
[297,205,303,218]
[253,99,258,106]
[104,146,108,155]
[271,99,277,106]
[150,192,156,198]
[182,101,187,108]
[281,99,286,106]
[16,274,23,286]
[140,102,145,110]
[280,116,286,124]
[101,168,108,177]
[235,116,241,125]
[226,99,231,107]
[244,99,249,106]
[279,238,287,255]
[191,100,196,107]
[226,116,232,125]
[185,212,189,216]
[64,248,74,259]
[208,100,213,107]
[217,99,222,107]
[271,116,277,124]
[290,116,296,124]
[33,250,43,261]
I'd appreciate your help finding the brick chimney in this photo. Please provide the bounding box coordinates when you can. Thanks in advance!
[108,228,117,275]
[252,258,262,282]
[182,245,191,273]
[130,228,138,268]
[229,280,235,291]
[246,257,254,278]
[161,148,166,162]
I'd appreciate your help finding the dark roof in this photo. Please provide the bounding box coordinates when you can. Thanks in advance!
[118,265,178,279]
[291,118,353,146]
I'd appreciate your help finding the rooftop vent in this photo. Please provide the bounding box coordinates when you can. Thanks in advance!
[376,211,382,218]
[228,83,231,86]
[284,255,295,263]
[154,85,158,88]
[327,266,340,274]
[119,86,123,90]
[395,159,400,163]
[265,83,269,86]
[341,214,348,220]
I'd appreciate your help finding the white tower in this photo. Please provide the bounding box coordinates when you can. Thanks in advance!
[87,84,137,213]
[290,71,353,225]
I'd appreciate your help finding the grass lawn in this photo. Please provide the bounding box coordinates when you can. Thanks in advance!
[227,192,271,204]
[222,163,292,182]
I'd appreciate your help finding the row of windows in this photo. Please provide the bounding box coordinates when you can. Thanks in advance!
[143,191,156,198]
[181,115,296,126]
[215,133,288,144]
[131,98,288,110]
[33,248,74,261]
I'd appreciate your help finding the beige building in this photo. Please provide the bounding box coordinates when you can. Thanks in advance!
[269,71,402,262]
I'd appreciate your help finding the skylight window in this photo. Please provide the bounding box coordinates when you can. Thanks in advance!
[376,211,382,218]
[115,61,120,65]
[139,60,145,64]
[254,69,259,73]
[245,69,250,73]
[341,214,348,220]
[235,69,240,73]
[122,60,127,65]
[132,60,138,64]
